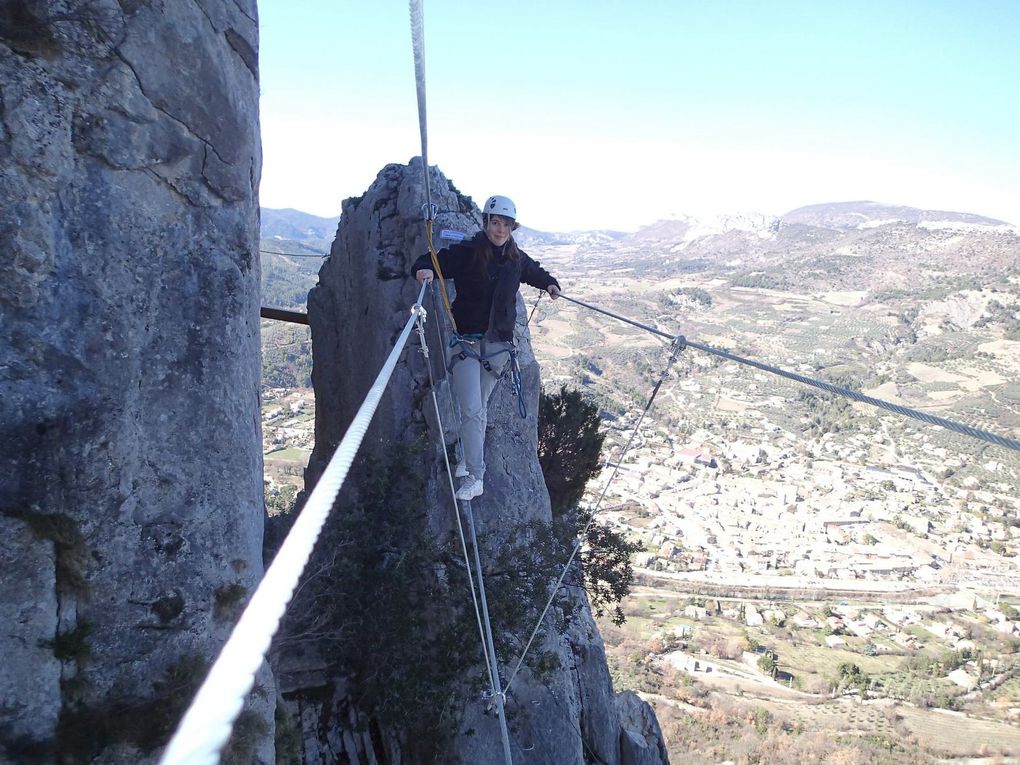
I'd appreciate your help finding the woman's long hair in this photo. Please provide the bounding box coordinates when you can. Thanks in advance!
[472,223,520,275]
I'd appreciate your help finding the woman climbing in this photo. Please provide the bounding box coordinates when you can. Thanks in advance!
[413,195,561,500]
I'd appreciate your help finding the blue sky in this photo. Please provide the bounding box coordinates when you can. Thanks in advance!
[259,1,1020,231]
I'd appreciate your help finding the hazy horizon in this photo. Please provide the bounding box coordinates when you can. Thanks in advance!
[259,2,1020,232]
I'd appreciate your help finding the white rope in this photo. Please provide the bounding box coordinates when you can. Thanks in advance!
[160,282,428,765]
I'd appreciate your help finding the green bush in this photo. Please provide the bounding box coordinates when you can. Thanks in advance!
[538,386,640,624]
[274,700,301,765]
[538,385,605,512]
[213,582,248,623]
[55,654,210,760]
[278,444,473,757]
[9,510,90,596]
[751,706,773,735]
[39,621,92,664]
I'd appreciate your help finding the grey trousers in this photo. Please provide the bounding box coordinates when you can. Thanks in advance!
[447,338,511,481]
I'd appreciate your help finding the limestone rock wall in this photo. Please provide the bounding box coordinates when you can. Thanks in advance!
[288,159,667,764]
[0,2,267,762]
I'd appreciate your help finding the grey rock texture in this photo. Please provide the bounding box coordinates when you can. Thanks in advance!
[284,159,667,763]
[617,691,670,765]
[1,2,268,762]
[0,516,61,760]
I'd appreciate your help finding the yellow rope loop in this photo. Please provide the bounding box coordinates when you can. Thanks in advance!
[425,219,457,332]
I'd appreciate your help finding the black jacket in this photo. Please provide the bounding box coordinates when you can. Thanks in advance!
[412,234,559,341]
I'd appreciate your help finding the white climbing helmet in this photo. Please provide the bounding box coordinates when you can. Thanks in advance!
[483,195,517,221]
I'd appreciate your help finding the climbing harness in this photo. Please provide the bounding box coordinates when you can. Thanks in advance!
[447,334,528,419]
[413,303,510,706]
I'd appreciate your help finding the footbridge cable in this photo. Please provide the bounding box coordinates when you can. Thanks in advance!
[505,335,687,694]
[464,498,515,765]
[557,292,1020,454]
[160,282,429,765]
[413,295,515,765]
[409,3,512,759]
[408,0,431,217]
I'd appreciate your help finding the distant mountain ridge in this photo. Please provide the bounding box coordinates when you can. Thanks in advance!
[261,207,340,241]
[782,201,1012,231]
[262,202,1014,250]
[514,226,630,248]
[260,200,1019,301]
[623,202,1013,248]
[560,201,1020,297]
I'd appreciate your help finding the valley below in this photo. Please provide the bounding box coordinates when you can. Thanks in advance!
[261,204,1020,763]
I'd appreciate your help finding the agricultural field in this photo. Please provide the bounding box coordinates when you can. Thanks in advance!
[598,589,1020,763]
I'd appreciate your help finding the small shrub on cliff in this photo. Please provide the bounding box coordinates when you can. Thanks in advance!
[213,582,248,623]
[222,709,269,765]
[55,654,209,760]
[274,700,301,765]
[8,509,90,596]
[538,385,641,624]
[39,621,92,665]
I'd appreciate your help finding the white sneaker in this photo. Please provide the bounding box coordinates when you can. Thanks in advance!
[456,476,484,501]
[454,462,469,478]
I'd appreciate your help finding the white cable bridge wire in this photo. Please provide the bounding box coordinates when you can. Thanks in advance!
[409,1,513,761]
[409,0,434,218]
[505,334,685,694]
[159,282,428,765]
[413,302,496,691]
[418,291,514,764]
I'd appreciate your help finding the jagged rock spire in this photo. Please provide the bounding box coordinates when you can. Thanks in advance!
[286,159,667,764]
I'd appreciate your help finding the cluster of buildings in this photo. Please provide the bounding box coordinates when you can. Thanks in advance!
[598,397,1020,598]
[262,389,315,496]
[262,388,315,455]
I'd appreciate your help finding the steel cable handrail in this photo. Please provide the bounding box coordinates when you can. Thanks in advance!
[408,0,432,217]
[409,0,457,331]
[413,303,498,694]
[557,292,1020,454]
[505,337,685,693]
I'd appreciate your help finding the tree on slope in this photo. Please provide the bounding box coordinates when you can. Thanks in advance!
[538,385,640,625]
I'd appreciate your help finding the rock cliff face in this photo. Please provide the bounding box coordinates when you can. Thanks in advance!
[0,3,268,763]
[279,159,667,763]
